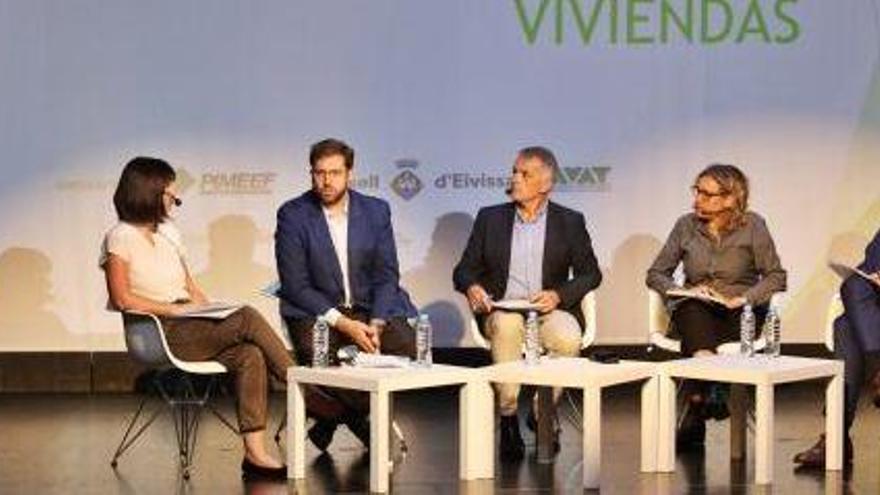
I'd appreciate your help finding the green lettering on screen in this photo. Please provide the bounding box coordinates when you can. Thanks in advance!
[774,0,800,43]
[737,0,771,43]
[568,0,607,44]
[514,0,552,44]
[627,0,654,44]
[660,0,694,43]
[556,0,565,44]
[513,0,801,46]
[609,0,619,43]
[701,0,733,44]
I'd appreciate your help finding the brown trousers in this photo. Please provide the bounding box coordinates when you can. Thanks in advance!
[161,306,294,433]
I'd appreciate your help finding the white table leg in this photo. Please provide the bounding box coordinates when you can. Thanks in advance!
[729,384,748,461]
[640,375,659,472]
[288,380,306,479]
[460,380,494,479]
[825,371,844,471]
[583,386,601,489]
[754,384,774,485]
[657,374,677,472]
[370,391,391,493]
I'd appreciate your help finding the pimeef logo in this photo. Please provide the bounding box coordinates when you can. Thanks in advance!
[513,0,801,46]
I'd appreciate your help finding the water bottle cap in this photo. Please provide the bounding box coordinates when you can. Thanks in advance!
[418,313,429,322]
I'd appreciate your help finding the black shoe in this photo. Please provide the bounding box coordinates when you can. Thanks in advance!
[793,434,853,469]
[499,415,525,461]
[308,419,338,451]
[343,413,371,450]
[676,402,706,450]
[241,458,287,481]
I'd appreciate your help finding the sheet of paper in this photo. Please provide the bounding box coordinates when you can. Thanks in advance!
[828,261,880,287]
[665,288,728,306]
[171,302,243,320]
[492,299,541,311]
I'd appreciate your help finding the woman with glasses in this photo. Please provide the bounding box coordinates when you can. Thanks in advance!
[100,157,342,481]
[646,163,787,448]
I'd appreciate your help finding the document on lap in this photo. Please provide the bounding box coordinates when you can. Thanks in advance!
[492,299,541,311]
[665,288,729,307]
[171,302,243,319]
[828,261,880,287]
[349,353,412,369]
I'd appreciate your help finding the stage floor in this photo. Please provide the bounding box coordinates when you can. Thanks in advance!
[0,381,873,494]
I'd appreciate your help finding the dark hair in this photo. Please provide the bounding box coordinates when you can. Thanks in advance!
[309,138,354,170]
[695,163,750,230]
[518,146,558,172]
[113,157,176,224]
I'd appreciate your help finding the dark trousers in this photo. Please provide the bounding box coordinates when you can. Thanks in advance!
[834,276,880,431]
[672,299,767,357]
[162,305,344,432]
[285,308,416,416]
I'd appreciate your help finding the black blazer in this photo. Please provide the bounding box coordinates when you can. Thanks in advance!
[452,201,602,330]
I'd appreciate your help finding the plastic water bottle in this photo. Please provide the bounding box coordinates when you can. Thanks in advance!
[312,316,330,368]
[415,313,433,367]
[524,310,540,365]
[763,304,782,357]
[740,304,755,357]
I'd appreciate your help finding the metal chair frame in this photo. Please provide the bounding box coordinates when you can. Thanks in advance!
[111,311,238,480]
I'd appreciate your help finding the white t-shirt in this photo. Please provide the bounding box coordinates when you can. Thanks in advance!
[99,221,190,304]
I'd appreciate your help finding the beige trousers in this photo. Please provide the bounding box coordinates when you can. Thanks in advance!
[484,309,581,416]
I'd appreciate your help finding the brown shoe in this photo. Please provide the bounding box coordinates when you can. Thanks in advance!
[793,434,853,468]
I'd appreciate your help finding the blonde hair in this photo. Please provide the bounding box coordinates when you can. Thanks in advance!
[696,164,749,231]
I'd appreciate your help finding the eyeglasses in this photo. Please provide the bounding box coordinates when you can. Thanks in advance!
[164,191,182,207]
[311,169,347,180]
[690,185,727,199]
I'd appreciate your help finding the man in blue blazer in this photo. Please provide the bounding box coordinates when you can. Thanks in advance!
[794,228,880,468]
[453,146,602,460]
[275,138,416,451]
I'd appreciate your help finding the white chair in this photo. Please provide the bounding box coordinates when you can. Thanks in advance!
[824,293,844,352]
[467,291,597,351]
[647,289,779,355]
[467,291,597,445]
[111,311,238,479]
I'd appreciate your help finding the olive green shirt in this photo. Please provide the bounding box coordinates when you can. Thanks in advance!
[646,212,787,305]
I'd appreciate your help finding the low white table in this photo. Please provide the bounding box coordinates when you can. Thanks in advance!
[657,354,844,485]
[286,364,493,493]
[483,357,660,489]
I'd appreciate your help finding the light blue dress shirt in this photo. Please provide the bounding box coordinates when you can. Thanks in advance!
[503,202,547,301]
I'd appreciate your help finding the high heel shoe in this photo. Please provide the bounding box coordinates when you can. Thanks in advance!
[241,458,287,481]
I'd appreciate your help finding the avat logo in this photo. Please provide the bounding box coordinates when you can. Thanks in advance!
[553,165,611,192]
[390,159,424,200]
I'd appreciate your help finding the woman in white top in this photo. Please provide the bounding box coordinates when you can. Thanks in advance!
[101,157,341,481]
